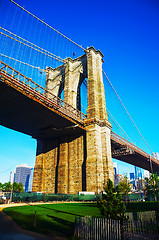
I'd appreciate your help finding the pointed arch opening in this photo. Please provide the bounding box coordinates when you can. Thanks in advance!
[77,73,87,115]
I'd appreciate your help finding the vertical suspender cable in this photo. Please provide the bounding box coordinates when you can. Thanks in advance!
[10,0,85,51]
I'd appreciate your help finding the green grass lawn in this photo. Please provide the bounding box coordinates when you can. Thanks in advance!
[3,201,159,239]
[3,202,102,239]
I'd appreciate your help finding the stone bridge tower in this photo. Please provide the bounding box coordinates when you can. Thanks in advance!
[32,47,114,194]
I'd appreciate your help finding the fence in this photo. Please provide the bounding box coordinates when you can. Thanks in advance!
[74,217,121,240]
[10,192,100,203]
[74,217,159,240]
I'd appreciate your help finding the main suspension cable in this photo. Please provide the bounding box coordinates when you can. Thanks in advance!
[10,0,85,51]
[103,69,153,155]
[0,31,64,63]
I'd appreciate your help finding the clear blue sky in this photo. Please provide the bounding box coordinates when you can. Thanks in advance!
[0,0,159,183]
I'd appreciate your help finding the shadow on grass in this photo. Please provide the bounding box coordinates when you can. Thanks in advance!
[3,209,36,232]
[3,207,74,238]
[3,202,99,238]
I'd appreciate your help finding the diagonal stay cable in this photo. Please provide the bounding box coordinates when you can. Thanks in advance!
[107,108,133,143]
[107,112,128,141]
[103,69,153,155]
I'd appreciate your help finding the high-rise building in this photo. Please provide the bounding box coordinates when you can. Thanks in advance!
[134,166,138,180]
[134,166,143,179]
[26,168,34,192]
[113,162,117,175]
[152,152,159,160]
[15,164,33,192]
[144,170,150,179]
[113,162,120,186]
[130,172,134,180]
[9,171,16,184]
[136,178,145,191]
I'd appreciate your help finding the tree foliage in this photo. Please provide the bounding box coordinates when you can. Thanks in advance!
[97,179,126,220]
[2,182,12,192]
[0,182,24,192]
[145,173,159,201]
[118,175,131,203]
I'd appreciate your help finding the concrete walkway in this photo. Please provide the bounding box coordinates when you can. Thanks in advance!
[0,201,59,211]
[0,203,66,240]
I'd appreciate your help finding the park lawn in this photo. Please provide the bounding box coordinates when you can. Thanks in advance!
[3,202,102,238]
[3,201,159,238]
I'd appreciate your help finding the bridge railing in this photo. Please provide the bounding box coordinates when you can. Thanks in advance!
[111,131,158,163]
[0,61,86,123]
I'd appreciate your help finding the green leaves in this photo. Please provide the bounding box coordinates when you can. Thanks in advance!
[118,175,131,202]
[0,181,24,192]
[145,173,159,201]
[97,179,126,220]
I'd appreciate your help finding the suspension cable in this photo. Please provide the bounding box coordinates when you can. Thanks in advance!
[107,112,127,140]
[103,69,153,155]
[0,27,64,62]
[0,53,42,70]
[107,109,133,143]
[10,0,85,51]
[0,31,64,63]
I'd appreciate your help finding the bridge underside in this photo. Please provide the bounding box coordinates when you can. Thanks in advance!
[111,138,159,173]
[0,79,85,140]
[0,77,159,175]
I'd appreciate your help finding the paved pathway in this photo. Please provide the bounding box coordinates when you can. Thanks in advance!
[0,203,66,240]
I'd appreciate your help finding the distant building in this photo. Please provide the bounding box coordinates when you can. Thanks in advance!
[113,162,117,175]
[144,170,150,179]
[152,152,159,160]
[130,179,136,191]
[130,172,134,180]
[113,162,120,186]
[139,168,142,179]
[15,164,33,192]
[114,174,120,187]
[27,168,34,192]
[136,178,145,191]
[9,171,16,184]
[134,166,138,180]
[134,166,143,179]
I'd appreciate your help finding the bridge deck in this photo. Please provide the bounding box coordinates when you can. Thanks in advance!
[111,132,159,173]
[0,61,86,139]
[0,61,159,172]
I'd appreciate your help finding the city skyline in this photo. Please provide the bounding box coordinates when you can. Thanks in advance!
[0,0,159,183]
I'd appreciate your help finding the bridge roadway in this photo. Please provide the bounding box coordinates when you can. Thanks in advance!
[0,61,159,173]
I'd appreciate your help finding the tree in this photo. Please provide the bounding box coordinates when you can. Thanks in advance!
[3,182,12,192]
[145,173,159,201]
[13,182,18,192]
[0,182,4,191]
[118,175,131,203]
[17,182,24,193]
[97,179,126,220]
[13,182,24,192]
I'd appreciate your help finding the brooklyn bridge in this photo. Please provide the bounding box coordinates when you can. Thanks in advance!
[0,0,158,194]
